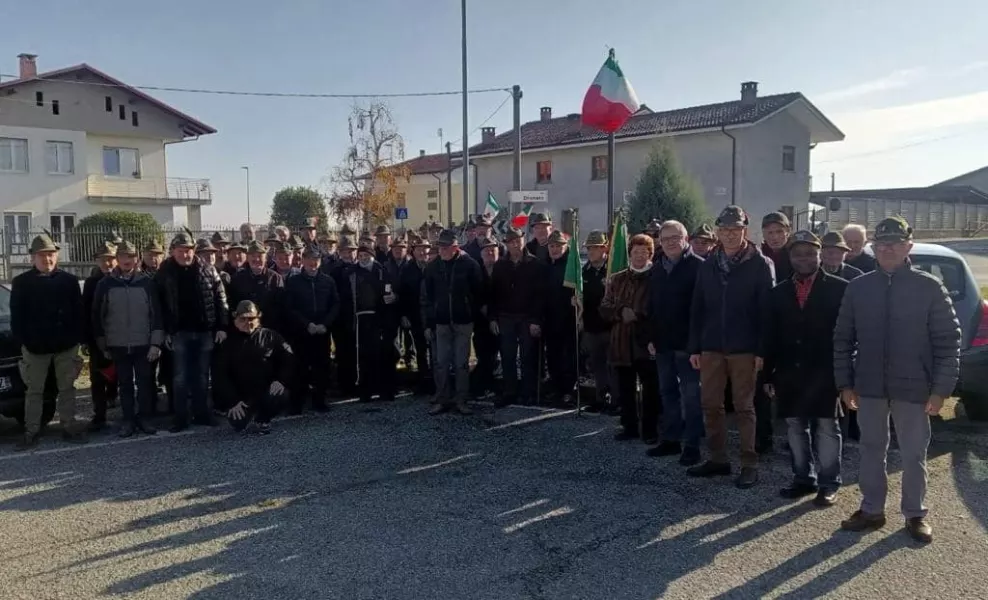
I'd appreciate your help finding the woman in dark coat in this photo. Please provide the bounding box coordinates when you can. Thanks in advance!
[763,231,849,508]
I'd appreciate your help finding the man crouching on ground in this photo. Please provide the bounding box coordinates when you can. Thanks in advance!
[215,301,293,435]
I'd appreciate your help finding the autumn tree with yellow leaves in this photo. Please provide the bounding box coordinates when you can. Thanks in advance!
[328,102,411,227]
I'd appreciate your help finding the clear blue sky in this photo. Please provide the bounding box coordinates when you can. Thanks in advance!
[4,0,988,225]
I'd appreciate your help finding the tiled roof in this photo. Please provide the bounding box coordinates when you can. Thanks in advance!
[395,152,463,175]
[810,185,988,203]
[469,92,804,156]
[0,63,216,136]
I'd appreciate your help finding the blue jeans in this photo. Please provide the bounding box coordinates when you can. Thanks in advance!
[172,331,213,422]
[109,347,154,423]
[657,351,704,448]
[786,417,842,493]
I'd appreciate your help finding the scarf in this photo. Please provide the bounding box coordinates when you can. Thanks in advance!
[714,241,750,276]
[630,261,653,274]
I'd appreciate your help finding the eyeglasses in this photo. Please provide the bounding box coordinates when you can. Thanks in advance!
[659,235,684,243]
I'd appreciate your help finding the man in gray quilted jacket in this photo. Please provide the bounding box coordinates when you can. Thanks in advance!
[833,216,961,544]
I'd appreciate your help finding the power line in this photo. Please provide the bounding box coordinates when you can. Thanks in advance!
[448,92,512,148]
[815,126,988,165]
[0,73,510,99]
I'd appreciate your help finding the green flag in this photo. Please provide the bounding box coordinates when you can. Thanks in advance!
[563,229,583,305]
[607,213,629,277]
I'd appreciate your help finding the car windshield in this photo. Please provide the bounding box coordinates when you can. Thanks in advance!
[911,255,966,300]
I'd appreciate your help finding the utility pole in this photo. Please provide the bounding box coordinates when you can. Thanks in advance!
[512,84,522,192]
[446,142,454,227]
[460,0,470,226]
[831,172,836,192]
[241,166,251,223]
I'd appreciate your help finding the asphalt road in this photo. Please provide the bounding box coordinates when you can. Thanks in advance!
[1,396,986,600]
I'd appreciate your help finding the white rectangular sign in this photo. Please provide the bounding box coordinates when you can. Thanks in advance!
[507,190,548,204]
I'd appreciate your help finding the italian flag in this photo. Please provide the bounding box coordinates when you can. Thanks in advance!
[581,49,640,134]
[483,191,500,219]
[510,203,535,228]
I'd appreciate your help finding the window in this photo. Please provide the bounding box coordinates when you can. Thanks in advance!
[782,145,795,172]
[35,91,43,107]
[911,255,967,300]
[4,213,32,254]
[536,160,552,183]
[51,100,60,115]
[426,189,438,199]
[105,96,113,112]
[427,202,438,210]
[591,155,608,180]
[103,147,140,178]
[118,105,126,120]
[0,138,29,173]
[131,111,139,127]
[49,214,75,246]
[45,141,74,174]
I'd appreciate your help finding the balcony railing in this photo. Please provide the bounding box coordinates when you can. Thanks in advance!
[87,175,212,206]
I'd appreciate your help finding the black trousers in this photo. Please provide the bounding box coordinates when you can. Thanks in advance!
[408,320,433,392]
[470,320,498,395]
[357,314,396,401]
[333,325,357,396]
[293,334,331,409]
[754,370,773,445]
[151,350,175,415]
[545,318,578,397]
[229,391,285,430]
[88,347,117,423]
[616,359,660,441]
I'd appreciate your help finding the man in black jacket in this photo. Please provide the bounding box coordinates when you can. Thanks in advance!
[764,231,848,508]
[470,235,500,400]
[11,233,87,450]
[330,237,359,397]
[154,232,229,432]
[842,224,877,274]
[543,230,578,406]
[398,237,433,394]
[284,247,339,413]
[216,301,293,435]
[491,228,545,407]
[647,220,704,466]
[581,230,612,413]
[689,224,716,258]
[141,239,171,414]
[821,232,865,281]
[423,230,483,415]
[352,244,399,403]
[687,206,775,488]
[83,241,119,431]
[463,214,506,264]
[229,241,286,335]
[374,225,393,264]
[525,212,552,263]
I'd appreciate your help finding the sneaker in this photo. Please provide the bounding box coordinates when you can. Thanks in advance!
[735,467,759,489]
[687,461,732,478]
[613,429,637,442]
[814,490,839,508]
[779,483,818,499]
[454,402,474,416]
[646,441,682,458]
[256,422,273,436]
[168,420,189,434]
[679,446,702,466]
[429,404,450,416]
[14,433,38,452]
[905,517,933,543]
[62,430,88,444]
[840,510,887,532]
[135,421,157,435]
[118,424,136,439]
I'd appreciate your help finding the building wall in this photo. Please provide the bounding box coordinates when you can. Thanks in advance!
[943,169,988,194]
[397,171,470,228]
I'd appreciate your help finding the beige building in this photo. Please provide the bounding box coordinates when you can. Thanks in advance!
[0,53,215,259]
[388,150,474,229]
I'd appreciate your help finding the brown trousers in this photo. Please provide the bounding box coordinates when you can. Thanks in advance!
[699,352,757,467]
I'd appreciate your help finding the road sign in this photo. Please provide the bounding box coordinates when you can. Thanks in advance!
[394,207,409,220]
[507,190,548,204]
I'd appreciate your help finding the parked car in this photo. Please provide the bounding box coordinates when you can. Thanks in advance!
[870,243,988,421]
[0,282,58,426]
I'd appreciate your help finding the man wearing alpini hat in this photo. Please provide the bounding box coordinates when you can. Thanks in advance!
[12,233,87,450]
[820,232,864,281]
[834,216,961,543]
[83,240,119,431]
[581,230,613,412]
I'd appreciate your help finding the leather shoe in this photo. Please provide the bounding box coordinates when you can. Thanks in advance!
[646,441,682,458]
[779,483,818,499]
[813,490,838,507]
[735,466,759,489]
[906,517,933,543]
[687,461,732,478]
[841,510,886,532]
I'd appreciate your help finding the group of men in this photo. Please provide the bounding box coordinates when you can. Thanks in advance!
[8,204,959,545]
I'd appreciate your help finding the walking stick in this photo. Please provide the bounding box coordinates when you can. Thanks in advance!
[574,310,582,418]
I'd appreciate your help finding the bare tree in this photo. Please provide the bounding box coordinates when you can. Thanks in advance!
[328,102,411,227]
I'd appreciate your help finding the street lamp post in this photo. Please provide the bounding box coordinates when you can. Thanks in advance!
[241,166,251,223]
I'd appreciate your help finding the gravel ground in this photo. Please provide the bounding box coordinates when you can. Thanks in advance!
[0,393,986,600]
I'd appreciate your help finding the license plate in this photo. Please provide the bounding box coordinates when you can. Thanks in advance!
[0,376,11,392]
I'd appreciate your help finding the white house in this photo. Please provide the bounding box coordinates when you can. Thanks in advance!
[0,53,215,257]
[469,82,844,239]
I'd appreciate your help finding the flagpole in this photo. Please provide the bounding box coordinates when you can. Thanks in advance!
[574,308,582,418]
[607,132,615,231]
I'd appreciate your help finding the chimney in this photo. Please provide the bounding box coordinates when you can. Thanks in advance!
[740,81,758,107]
[540,106,552,122]
[419,149,426,157]
[17,53,38,79]
[481,126,496,143]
